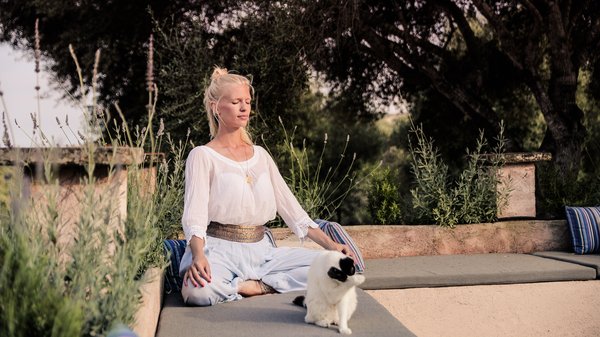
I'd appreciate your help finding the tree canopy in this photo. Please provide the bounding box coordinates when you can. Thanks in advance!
[282,0,600,177]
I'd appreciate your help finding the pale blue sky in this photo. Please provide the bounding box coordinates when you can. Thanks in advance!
[0,43,84,147]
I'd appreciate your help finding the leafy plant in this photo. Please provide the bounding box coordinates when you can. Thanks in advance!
[265,117,369,226]
[0,30,187,336]
[408,122,509,227]
[367,167,404,224]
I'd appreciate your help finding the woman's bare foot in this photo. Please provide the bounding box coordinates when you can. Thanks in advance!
[238,280,277,297]
[238,280,262,297]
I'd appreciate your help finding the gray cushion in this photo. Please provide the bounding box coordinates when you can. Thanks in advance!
[360,253,597,290]
[156,289,415,337]
[532,251,600,277]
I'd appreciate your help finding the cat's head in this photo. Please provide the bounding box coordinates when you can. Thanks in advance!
[326,253,357,283]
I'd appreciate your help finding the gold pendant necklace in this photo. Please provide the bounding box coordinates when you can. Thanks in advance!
[226,145,253,185]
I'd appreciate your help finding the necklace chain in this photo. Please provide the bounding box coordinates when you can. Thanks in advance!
[225,145,253,185]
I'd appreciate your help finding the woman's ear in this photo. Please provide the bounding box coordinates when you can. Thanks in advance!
[210,101,217,116]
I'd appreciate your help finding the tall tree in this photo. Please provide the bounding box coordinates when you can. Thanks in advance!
[285,0,600,177]
[0,1,191,125]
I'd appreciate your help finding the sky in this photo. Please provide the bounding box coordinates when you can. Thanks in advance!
[0,43,84,147]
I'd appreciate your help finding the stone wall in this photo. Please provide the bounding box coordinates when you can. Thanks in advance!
[272,220,571,258]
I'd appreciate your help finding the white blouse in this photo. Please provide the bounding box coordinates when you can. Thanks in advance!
[181,145,319,244]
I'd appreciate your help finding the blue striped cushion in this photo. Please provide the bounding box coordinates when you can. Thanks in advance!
[163,239,187,294]
[316,219,366,273]
[565,206,600,254]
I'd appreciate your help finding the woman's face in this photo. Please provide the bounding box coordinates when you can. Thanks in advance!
[215,84,252,129]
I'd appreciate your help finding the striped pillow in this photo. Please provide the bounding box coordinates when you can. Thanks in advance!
[163,239,187,294]
[316,219,366,273]
[565,206,600,254]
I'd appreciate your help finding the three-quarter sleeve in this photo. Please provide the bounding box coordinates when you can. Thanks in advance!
[264,148,319,238]
[181,147,212,244]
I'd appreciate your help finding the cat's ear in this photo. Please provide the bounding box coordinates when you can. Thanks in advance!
[328,267,348,282]
[339,257,355,276]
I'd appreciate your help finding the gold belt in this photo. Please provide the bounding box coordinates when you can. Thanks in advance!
[207,222,265,243]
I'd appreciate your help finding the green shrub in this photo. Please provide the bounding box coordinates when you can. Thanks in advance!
[407,123,508,227]
[367,167,404,224]
[265,118,364,226]
[0,37,187,336]
[368,121,510,227]
[536,163,600,218]
[0,144,162,337]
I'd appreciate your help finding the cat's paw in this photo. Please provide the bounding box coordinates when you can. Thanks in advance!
[339,327,352,334]
[354,275,366,284]
[315,320,331,328]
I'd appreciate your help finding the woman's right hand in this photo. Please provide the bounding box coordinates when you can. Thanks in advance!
[184,235,212,287]
[184,253,212,287]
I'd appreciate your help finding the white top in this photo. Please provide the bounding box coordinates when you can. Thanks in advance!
[181,145,319,244]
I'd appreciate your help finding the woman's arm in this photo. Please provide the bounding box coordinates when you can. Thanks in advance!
[181,147,213,287]
[183,236,212,287]
[307,227,355,260]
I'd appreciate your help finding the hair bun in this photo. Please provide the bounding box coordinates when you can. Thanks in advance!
[211,66,228,80]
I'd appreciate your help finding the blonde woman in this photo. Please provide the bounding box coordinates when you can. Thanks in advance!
[179,67,354,306]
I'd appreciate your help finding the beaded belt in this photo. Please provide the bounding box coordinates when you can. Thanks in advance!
[207,222,265,243]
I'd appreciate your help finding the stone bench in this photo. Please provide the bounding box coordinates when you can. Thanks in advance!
[360,253,598,290]
[154,252,598,337]
[156,289,415,337]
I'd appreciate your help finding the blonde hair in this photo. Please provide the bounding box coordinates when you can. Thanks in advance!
[203,66,254,145]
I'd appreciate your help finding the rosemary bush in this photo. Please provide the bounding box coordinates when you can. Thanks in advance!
[368,121,510,227]
[408,123,509,227]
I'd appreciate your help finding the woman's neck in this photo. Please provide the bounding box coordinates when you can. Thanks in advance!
[213,128,246,148]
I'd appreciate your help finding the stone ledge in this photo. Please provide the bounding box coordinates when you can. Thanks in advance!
[481,152,552,164]
[271,220,571,259]
[132,267,164,337]
[0,147,144,166]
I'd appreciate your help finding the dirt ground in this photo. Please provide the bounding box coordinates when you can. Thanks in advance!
[367,280,600,337]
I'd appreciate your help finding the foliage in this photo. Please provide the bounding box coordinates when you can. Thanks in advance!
[536,163,600,218]
[0,0,196,126]
[367,167,404,225]
[266,118,358,226]
[280,0,600,178]
[0,167,11,216]
[536,69,600,217]
[406,122,508,227]
[369,121,511,227]
[0,42,188,336]
[154,12,312,147]
[0,144,162,337]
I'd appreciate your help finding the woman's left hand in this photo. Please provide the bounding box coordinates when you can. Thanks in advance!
[306,227,355,260]
[328,242,355,261]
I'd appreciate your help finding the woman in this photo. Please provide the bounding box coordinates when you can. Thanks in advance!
[179,67,354,306]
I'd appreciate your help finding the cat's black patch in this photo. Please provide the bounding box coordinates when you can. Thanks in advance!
[339,257,355,276]
[327,267,348,282]
[293,295,306,307]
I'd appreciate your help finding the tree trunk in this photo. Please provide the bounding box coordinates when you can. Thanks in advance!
[541,85,586,179]
[537,2,587,178]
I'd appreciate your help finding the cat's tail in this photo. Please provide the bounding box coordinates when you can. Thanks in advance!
[292,295,306,308]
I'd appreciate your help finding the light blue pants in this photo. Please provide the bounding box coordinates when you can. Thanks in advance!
[179,235,320,306]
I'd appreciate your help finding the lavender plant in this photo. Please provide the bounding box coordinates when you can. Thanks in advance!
[0,26,187,337]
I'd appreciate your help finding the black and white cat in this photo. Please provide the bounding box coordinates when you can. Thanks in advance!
[293,250,366,335]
